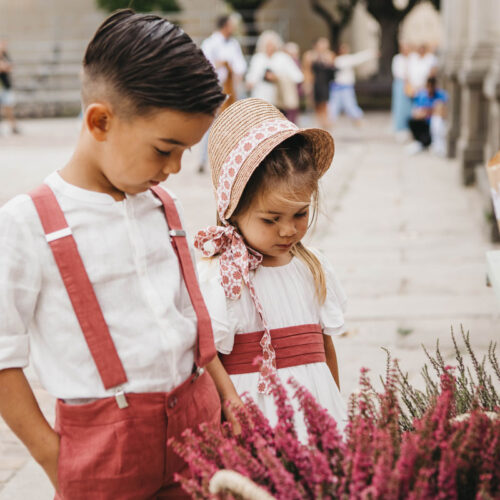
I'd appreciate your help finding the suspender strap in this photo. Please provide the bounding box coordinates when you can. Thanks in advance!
[29,184,128,390]
[151,186,216,368]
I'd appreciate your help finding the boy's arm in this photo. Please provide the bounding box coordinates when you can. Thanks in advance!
[205,356,243,434]
[0,368,59,490]
[323,334,340,389]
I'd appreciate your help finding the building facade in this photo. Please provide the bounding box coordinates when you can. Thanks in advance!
[441,0,500,239]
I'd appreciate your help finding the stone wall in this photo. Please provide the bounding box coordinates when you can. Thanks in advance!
[441,0,500,240]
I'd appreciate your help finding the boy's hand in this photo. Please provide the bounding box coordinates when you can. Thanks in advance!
[0,369,60,491]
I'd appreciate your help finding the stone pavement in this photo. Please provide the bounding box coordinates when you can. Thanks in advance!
[0,113,498,499]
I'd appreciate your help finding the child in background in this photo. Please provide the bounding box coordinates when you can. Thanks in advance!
[0,10,225,499]
[195,98,347,440]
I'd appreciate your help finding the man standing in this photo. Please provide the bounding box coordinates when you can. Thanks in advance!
[199,15,247,172]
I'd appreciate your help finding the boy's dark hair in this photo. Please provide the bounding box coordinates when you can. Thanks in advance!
[82,9,225,116]
[216,15,230,30]
[427,76,437,88]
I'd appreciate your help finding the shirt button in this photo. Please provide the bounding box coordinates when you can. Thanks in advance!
[168,396,178,409]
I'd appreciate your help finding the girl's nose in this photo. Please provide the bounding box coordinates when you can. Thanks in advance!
[279,221,297,238]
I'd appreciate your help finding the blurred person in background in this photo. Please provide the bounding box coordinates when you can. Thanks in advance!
[245,30,303,116]
[391,41,413,140]
[328,43,377,127]
[0,38,19,135]
[406,43,438,98]
[302,37,336,129]
[199,14,247,173]
[281,41,302,123]
[406,76,447,156]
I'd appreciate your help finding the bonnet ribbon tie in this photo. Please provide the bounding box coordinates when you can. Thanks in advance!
[194,224,262,300]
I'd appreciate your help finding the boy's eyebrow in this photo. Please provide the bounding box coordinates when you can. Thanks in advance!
[158,137,187,146]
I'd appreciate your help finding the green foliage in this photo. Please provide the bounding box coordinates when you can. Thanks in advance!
[392,327,500,431]
[96,0,180,13]
[224,0,268,10]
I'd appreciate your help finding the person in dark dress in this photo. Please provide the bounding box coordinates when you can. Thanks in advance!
[0,39,19,134]
[303,37,335,129]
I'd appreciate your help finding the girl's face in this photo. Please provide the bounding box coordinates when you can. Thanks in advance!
[233,184,313,267]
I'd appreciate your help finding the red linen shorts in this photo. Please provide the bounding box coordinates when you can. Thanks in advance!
[54,370,220,499]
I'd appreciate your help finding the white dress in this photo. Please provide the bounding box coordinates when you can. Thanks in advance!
[198,249,348,440]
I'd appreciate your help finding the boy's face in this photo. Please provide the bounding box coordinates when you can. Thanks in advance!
[88,106,213,196]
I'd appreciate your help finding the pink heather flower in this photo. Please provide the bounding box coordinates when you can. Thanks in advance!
[436,442,457,500]
[254,435,305,499]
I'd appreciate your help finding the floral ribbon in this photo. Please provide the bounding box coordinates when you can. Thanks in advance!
[195,118,298,394]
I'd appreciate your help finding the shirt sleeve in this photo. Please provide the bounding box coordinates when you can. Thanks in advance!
[245,53,267,86]
[0,200,42,369]
[310,248,347,337]
[230,40,247,76]
[197,257,235,354]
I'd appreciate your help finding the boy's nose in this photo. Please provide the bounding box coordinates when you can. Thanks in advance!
[163,158,181,175]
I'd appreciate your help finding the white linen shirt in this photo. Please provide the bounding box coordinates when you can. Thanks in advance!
[201,31,247,85]
[334,49,377,86]
[0,172,204,400]
[245,51,303,106]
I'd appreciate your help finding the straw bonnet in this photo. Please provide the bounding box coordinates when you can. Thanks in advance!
[208,98,335,220]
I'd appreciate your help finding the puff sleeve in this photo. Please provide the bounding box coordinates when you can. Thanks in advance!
[312,249,347,336]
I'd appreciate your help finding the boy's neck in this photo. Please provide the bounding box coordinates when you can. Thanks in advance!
[60,134,126,201]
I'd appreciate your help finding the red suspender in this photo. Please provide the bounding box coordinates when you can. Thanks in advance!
[29,184,128,391]
[151,186,216,368]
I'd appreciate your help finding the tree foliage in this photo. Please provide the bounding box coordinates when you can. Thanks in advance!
[96,0,180,13]
[309,0,359,50]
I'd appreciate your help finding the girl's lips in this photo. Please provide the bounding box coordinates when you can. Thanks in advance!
[276,243,293,250]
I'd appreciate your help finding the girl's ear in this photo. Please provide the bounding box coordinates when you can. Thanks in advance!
[85,103,113,141]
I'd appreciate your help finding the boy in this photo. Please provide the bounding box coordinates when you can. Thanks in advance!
[0,10,225,499]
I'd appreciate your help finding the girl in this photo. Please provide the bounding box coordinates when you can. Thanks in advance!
[195,98,347,439]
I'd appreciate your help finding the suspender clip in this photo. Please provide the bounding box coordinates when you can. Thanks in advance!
[192,366,204,382]
[169,229,186,237]
[114,388,129,409]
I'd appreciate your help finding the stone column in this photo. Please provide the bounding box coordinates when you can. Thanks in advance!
[441,0,468,159]
[456,0,495,185]
[483,0,500,164]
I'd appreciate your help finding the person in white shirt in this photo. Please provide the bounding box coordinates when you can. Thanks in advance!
[199,15,247,173]
[0,10,226,499]
[391,41,413,136]
[245,30,304,113]
[328,43,377,125]
[406,43,438,98]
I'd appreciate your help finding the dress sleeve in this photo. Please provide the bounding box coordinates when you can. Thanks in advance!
[311,248,347,337]
[0,199,42,370]
[196,257,235,354]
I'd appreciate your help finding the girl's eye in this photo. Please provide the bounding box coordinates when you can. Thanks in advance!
[262,217,278,225]
[295,211,308,218]
[155,147,172,157]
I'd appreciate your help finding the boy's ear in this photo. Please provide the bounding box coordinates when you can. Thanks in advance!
[85,103,113,141]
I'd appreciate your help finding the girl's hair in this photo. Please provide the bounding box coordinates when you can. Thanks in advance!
[82,9,225,116]
[230,134,327,303]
